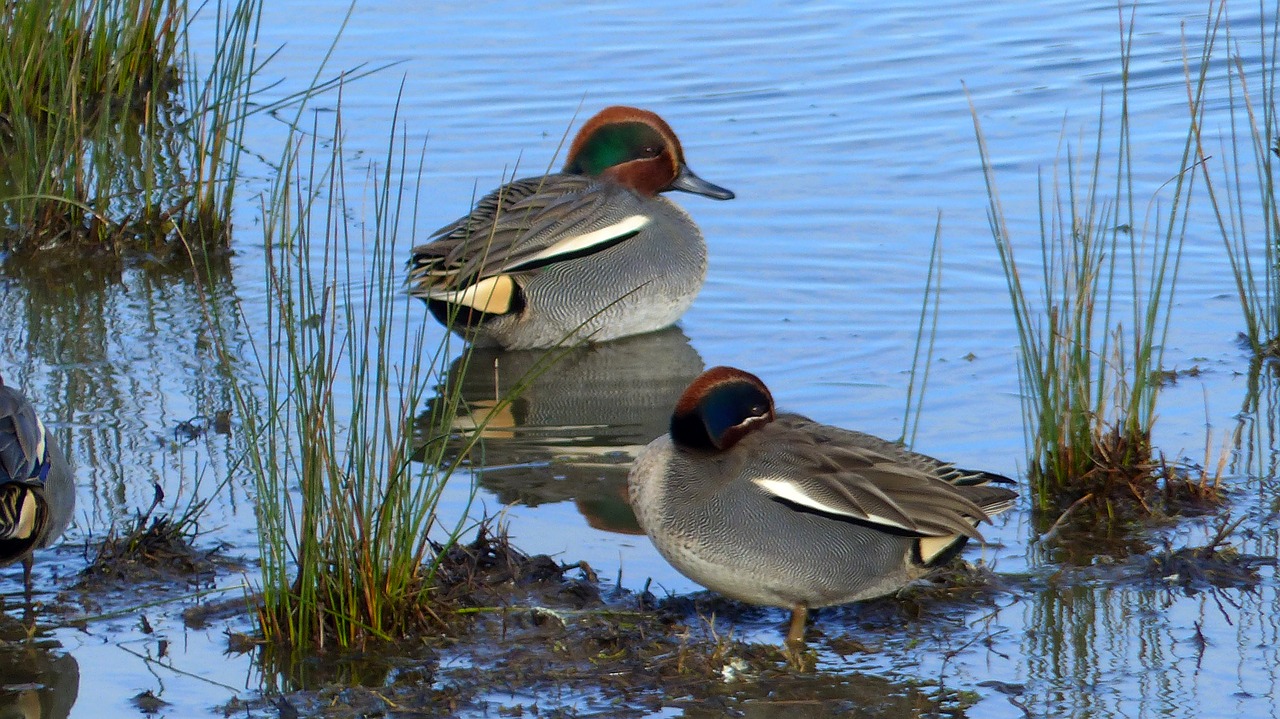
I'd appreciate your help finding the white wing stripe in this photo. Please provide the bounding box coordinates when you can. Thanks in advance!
[506,214,649,269]
[33,417,46,462]
[752,477,916,533]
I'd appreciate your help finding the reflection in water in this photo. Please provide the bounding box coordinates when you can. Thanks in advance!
[421,328,704,534]
[0,639,78,719]
[1232,358,1280,486]
[0,260,248,539]
[1019,550,1280,718]
[257,645,396,695]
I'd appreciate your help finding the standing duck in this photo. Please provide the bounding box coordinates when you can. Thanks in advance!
[628,366,1017,647]
[407,106,734,350]
[0,375,75,590]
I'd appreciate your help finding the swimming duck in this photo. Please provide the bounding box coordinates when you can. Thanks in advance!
[0,375,75,591]
[628,366,1017,646]
[407,106,734,350]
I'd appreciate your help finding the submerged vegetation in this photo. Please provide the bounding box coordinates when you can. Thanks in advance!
[969,6,1223,524]
[0,0,261,262]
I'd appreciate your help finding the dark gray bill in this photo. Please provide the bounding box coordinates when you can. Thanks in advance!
[670,164,735,200]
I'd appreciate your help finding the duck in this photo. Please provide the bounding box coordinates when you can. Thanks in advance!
[406,106,734,350]
[627,366,1017,647]
[0,375,75,591]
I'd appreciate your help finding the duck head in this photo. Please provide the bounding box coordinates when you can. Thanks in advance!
[670,366,775,451]
[564,106,735,200]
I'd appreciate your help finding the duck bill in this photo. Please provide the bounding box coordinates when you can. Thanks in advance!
[670,163,735,200]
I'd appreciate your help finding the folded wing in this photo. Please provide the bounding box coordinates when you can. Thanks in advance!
[407,175,648,313]
[750,415,1015,540]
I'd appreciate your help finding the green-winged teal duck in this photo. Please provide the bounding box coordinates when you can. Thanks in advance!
[628,366,1017,646]
[407,106,733,350]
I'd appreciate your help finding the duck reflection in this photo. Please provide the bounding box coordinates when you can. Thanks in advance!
[0,643,78,719]
[420,328,703,535]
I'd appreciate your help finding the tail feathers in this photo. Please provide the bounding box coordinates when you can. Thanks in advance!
[950,468,1016,487]
[0,485,43,541]
[967,485,1018,519]
[0,484,47,566]
[915,468,1017,568]
[915,481,1016,567]
[942,466,1018,520]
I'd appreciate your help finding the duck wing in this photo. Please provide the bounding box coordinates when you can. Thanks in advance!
[0,386,48,486]
[747,414,1016,539]
[407,174,649,298]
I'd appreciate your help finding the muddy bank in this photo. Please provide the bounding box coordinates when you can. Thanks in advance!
[212,531,1012,718]
[209,522,1278,718]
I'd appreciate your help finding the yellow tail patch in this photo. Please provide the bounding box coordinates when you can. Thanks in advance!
[431,275,516,314]
[917,534,960,565]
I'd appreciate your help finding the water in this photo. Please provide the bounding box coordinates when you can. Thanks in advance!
[2,0,1279,716]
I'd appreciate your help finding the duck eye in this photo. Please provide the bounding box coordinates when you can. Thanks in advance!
[641,145,661,157]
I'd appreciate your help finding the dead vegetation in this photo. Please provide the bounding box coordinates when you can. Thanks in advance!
[78,484,229,589]
[1136,517,1276,593]
[1029,425,1230,563]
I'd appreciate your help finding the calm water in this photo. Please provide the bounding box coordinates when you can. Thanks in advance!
[2,0,1279,716]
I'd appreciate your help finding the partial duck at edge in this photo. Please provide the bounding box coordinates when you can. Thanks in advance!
[0,375,75,592]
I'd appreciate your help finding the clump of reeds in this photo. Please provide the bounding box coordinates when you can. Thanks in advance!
[969,6,1222,520]
[221,92,515,653]
[0,0,260,262]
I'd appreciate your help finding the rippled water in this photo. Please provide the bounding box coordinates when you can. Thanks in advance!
[3,0,1280,716]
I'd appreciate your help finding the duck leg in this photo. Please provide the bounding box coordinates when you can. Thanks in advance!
[21,555,32,600]
[786,603,808,647]
[21,555,34,628]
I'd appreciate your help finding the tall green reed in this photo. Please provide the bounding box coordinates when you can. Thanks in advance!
[900,215,943,449]
[0,0,260,259]
[1191,1,1280,488]
[969,6,1206,513]
[1196,1,1280,357]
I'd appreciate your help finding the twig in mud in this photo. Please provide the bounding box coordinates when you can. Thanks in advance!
[454,605,650,619]
[1038,493,1094,545]
[118,643,244,694]
[1206,514,1246,549]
